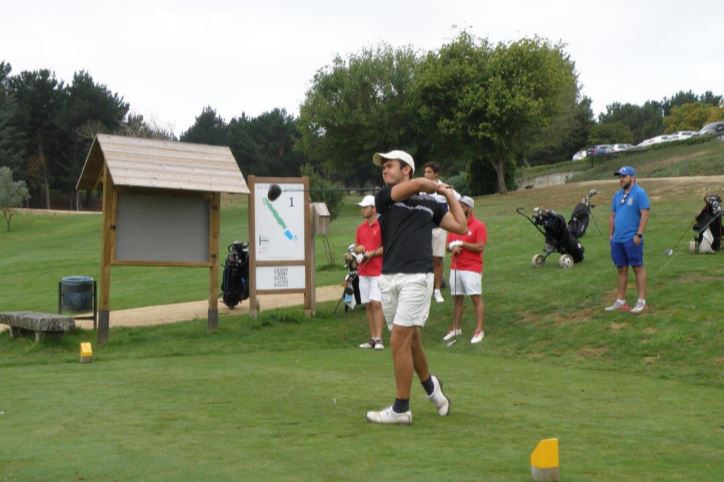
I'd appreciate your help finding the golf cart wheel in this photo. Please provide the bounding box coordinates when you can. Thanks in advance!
[532,254,545,268]
[689,240,697,254]
[558,254,574,269]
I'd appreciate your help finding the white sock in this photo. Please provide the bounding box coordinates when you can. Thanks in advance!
[616,298,626,304]
[434,289,442,296]
[637,299,646,304]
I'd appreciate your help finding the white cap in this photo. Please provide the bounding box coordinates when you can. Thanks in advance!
[357,195,376,207]
[459,196,474,208]
[372,150,415,174]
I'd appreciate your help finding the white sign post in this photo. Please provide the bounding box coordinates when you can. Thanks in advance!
[248,176,315,318]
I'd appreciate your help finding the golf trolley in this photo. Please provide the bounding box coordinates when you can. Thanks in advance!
[333,244,362,314]
[221,241,250,308]
[689,194,722,254]
[516,189,599,268]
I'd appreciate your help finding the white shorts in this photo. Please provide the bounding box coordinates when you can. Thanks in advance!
[378,273,434,330]
[449,269,482,296]
[358,275,382,304]
[432,228,446,257]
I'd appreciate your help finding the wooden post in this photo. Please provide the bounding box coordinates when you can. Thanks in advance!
[208,193,220,331]
[98,166,114,345]
[304,177,315,316]
[248,176,258,319]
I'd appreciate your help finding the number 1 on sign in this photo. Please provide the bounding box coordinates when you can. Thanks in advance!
[289,197,294,207]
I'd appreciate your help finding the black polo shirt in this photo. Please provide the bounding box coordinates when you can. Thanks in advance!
[375,186,448,274]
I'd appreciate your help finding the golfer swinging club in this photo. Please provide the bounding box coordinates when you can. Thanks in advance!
[366,150,467,425]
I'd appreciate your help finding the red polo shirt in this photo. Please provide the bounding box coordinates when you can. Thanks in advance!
[447,215,487,273]
[355,218,382,276]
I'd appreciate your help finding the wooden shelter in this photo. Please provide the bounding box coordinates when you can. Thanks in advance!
[76,134,249,344]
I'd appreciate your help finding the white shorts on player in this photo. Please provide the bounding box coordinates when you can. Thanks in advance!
[449,269,482,296]
[378,273,434,330]
[358,275,382,304]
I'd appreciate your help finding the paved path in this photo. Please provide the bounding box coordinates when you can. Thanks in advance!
[1,286,343,332]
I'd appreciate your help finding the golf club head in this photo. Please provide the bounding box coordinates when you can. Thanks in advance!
[267,184,282,201]
[664,248,673,256]
[446,338,457,348]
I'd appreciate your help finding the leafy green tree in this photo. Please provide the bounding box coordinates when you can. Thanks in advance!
[416,32,578,193]
[118,113,176,140]
[0,63,26,177]
[0,166,30,231]
[705,106,724,123]
[57,71,129,192]
[6,69,66,208]
[299,163,345,220]
[180,106,229,145]
[663,103,718,133]
[661,90,723,116]
[228,108,305,178]
[588,121,633,145]
[298,45,430,186]
[527,95,594,164]
[598,101,663,144]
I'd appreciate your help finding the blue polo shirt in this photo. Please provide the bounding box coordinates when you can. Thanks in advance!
[611,184,650,243]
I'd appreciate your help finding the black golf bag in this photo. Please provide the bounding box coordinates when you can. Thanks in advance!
[690,194,722,253]
[221,241,250,308]
[517,189,598,268]
[334,245,362,313]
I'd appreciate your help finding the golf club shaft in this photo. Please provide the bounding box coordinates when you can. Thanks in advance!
[668,221,696,253]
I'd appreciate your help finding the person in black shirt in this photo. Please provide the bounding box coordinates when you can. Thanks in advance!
[365,150,467,425]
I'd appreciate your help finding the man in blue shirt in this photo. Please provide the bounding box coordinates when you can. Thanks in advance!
[606,166,650,314]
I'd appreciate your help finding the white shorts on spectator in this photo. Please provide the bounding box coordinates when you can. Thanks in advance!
[449,269,482,296]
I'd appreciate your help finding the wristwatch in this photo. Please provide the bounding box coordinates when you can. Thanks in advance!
[635,233,643,238]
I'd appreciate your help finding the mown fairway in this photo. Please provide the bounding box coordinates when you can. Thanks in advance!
[1,169,723,480]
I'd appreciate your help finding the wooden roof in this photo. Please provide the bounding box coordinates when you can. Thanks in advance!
[76,134,249,194]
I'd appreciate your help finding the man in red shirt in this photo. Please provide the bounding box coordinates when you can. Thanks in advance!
[444,196,487,344]
[355,195,385,350]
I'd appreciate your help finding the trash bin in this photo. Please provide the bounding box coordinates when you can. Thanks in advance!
[61,276,95,312]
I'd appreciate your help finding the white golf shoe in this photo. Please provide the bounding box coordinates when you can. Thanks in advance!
[427,375,450,416]
[604,299,629,312]
[470,330,484,344]
[366,406,412,425]
[630,300,647,314]
[442,328,462,341]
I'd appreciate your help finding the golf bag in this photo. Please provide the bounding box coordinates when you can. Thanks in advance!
[690,194,722,254]
[517,189,598,268]
[334,245,362,313]
[221,241,250,308]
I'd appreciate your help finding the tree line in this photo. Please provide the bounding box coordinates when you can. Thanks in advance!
[1,32,722,208]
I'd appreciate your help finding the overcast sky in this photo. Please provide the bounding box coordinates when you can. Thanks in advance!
[2,0,722,135]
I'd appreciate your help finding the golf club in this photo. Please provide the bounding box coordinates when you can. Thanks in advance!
[664,221,696,256]
[446,250,459,348]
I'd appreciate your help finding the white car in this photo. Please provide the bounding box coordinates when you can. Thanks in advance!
[609,143,633,152]
[571,149,588,161]
[638,135,671,147]
[665,131,696,142]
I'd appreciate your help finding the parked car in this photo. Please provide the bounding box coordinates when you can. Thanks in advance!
[572,149,588,161]
[698,121,724,137]
[638,135,671,148]
[668,131,696,141]
[586,144,612,157]
[609,143,633,152]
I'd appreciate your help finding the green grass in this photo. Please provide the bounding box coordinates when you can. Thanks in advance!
[2,310,723,481]
[2,173,724,480]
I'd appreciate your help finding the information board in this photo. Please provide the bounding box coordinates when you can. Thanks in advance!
[253,182,306,261]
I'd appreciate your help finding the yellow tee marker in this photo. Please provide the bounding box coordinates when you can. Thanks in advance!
[80,342,93,363]
[531,438,559,481]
